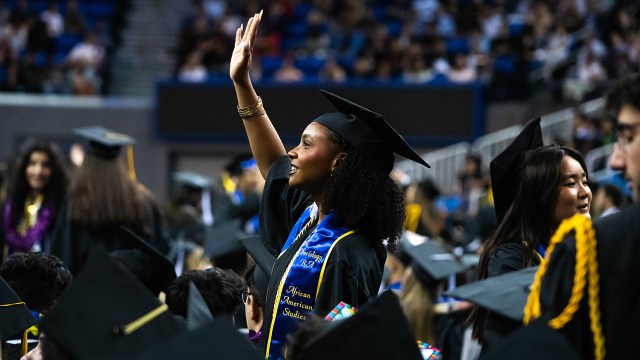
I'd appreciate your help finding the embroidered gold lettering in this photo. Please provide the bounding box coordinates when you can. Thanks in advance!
[283,308,307,320]
[299,249,324,262]
[286,286,311,299]
[282,296,313,311]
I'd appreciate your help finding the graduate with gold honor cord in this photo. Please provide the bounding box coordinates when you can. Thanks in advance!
[230,11,430,360]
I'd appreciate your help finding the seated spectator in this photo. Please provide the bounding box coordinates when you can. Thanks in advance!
[448,53,477,83]
[178,50,208,83]
[63,0,86,37]
[273,53,304,83]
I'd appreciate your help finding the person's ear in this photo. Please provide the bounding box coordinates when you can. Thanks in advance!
[249,296,261,321]
[331,153,347,172]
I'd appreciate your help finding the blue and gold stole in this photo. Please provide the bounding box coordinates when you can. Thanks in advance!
[265,205,354,359]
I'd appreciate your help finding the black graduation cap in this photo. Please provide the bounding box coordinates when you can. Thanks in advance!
[401,239,467,288]
[444,266,538,322]
[0,276,37,342]
[490,117,543,224]
[39,248,185,360]
[113,227,177,296]
[187,281,214,331]
[203,219,246,258]
[173,171,213,190]
[315,90,430,174]
[74,126,136,159]
[302,290,423,360]
[239,236,275,304]
[224,153,257,177]
[133,318,262,360]
[482,318,581,360]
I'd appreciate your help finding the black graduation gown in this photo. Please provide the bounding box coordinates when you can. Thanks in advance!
[258,156,386,354]
[481,242,540,355]
[49,200,170,275]
[539,203,640,359]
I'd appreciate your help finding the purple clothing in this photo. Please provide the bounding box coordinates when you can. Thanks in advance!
[248,329,262,346]
[2,200,55,253]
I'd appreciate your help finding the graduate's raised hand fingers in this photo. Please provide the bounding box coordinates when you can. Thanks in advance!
[234,24,243,47]
[246,11,262,48]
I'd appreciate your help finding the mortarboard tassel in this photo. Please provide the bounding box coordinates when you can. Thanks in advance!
[126,144,137,181]
[113,303,169,336]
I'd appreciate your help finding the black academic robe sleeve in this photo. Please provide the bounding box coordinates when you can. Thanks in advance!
[314,234,386,316]
[259,156,313,256]
[540,204,640,359]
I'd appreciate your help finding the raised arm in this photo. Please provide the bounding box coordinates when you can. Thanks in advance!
[230,11,287,179]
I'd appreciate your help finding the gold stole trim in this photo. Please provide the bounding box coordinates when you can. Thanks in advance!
[265,229,355,359]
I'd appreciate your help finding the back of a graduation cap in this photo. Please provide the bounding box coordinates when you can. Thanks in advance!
[302,290,423,360]
[204,219,246,259]
[39,248,185,360]
[73,126,136,160]
[314,90,430,174]
[112,227,177,296]
[239,236,275,303]
[0,276,37,342]
[482,318,581,360]
[401,238,467,288]
[172,171,213,190]
[444,266,538,322]
[490,117,543,224]
[133,318,262,360]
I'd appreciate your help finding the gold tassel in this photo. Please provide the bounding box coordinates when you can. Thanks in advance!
[126,144,137,181]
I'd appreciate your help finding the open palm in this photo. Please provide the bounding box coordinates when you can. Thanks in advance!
[230,11,262,83]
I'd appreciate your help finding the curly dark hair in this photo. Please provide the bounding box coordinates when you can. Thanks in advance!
[6,140,68,229]
[0,252,72,313]
[165,267,246,319]
[319,131,405,250]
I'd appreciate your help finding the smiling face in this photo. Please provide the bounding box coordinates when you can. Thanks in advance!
[25,150,52,195]
[288,122,344,200]
[554,155,592,222]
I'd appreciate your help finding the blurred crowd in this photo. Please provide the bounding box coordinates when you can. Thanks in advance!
[172,0,640,102]
[0,0,129,95]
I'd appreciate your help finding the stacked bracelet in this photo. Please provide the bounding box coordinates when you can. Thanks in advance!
[237,97,265,119]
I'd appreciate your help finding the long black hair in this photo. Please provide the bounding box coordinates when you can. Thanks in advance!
[7,140,68,228]
[320,131,405,250]
[471,144,588,341]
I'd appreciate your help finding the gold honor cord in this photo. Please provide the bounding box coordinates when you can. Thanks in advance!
[126,144,137,181]
[113,304,168,336]
[0,301,26,307]
[524,214,605,360]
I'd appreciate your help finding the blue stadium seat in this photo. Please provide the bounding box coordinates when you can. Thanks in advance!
[261,55,283,78]
[295,56,326,77]
[446,37,470,55]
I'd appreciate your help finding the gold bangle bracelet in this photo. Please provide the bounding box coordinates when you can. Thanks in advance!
[238,97,262,114]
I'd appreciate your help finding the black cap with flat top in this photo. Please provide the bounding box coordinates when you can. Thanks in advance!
[401,239,467,288]
[315,89,430,174]
[444,266,538,322]
[482,318,581,360]
[0,276,37,342]
[39,248,185,360]
[173,171,212,190]
[112,227,177,297]
[133,317,262,360]
[490,117,543,224]
[74,126,136,159]
[301,290,423,360]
